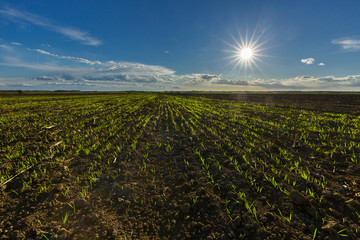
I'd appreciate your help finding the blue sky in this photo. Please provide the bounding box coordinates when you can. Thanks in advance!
[1,0,360,91]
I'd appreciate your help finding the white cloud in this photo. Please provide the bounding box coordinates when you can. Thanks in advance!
[0,55,92,72]
[81,74,164,83]
[300,58,315,64]
[2,47,176,79]
[332,38,360,51]
[28,48,102,65]
[32,75,65,81]
[318,62,325,66]
[171,74,249,86]
[3,83,33,87]
[100,61,175,76]
[56,27,102,46]
[3,42,175,78]
[0,44,12,51]
[10,42,22,45]
[180,74,221,84]
[214,79,249,85]
[29,48,51,55]
[250,75,360,89]
[0,7,101,46]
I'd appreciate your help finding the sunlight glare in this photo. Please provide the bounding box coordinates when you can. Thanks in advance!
[224,27,268,74]
[240,47,253,60]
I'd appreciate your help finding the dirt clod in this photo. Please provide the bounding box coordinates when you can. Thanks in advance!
[290,191,311,206]
[181,203,191,214]
[74,199,86,209]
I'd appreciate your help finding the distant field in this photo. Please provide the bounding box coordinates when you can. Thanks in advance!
[0,92,359,239]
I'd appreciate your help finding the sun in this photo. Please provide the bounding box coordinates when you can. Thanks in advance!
[224,28,268,74]
[239,47,253,60]
[231,40,262,71]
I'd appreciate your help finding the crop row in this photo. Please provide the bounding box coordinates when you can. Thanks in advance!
[0,93,359,239]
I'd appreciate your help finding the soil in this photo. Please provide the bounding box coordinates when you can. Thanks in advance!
[0,92,359,240]
[177,92,360,114]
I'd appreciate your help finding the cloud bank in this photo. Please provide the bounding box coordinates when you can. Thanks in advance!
[248,75,360,89]
[2,71,360,91]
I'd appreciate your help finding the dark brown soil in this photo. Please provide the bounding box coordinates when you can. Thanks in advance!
[176,92,360,114]
[0,92,359,240]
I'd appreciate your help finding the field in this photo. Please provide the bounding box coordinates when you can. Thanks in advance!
[0,92,359,239]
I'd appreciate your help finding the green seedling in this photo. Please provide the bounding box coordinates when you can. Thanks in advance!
[190,196,199,204]
[80,188,88,199]
[337,229,348,237]
[68,202,76,213]
[62,212,69,225]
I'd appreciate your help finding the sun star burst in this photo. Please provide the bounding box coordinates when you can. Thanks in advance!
[225,28,268,74]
